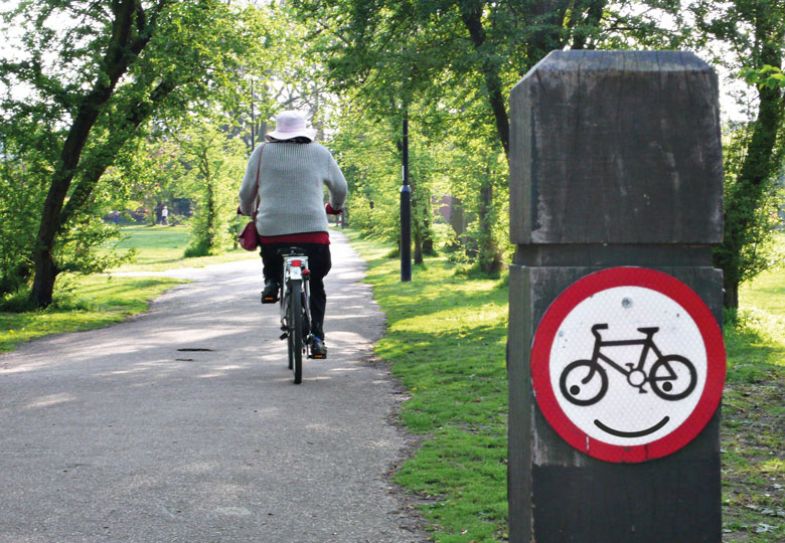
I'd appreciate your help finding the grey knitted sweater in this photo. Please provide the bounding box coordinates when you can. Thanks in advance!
[238,142,348,236]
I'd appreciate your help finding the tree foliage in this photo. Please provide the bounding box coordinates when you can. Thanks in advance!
[179,121,245,257]
[0,0,270,307]
[2,0,783,312]
[292,0,685,274]
[110,137,185,225]
[690,0,785,307]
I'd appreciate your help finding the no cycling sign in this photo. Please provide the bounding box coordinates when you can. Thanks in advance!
[530,267,726,463]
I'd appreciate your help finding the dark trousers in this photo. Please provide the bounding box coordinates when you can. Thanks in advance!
[260,243,332,339]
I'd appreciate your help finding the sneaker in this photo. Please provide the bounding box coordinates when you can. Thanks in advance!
[310,336,327,359]
[261,280,279,304]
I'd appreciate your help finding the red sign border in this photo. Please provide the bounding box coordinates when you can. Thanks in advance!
[530,267,726,463]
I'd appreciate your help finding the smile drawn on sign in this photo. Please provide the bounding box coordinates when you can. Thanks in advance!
[594,416,671,438]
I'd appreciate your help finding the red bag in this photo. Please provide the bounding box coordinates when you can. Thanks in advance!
[238,218,258,251]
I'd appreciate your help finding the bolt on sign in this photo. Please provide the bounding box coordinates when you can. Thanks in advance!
[531,267,726,463]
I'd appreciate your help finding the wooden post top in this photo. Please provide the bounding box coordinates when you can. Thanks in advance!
[509,50,723,245]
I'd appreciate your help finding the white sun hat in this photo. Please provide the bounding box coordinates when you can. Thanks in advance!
[266,110,316,141]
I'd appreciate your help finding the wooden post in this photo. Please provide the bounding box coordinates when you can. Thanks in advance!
[507,51,724,543]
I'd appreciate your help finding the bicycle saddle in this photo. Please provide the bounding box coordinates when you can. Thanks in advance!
[637,327,659,335]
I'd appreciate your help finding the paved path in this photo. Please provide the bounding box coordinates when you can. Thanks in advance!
[0,232,425,543]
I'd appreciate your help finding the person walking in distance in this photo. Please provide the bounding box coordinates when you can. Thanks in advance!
[238,111,347,358]
[161,205,169,225]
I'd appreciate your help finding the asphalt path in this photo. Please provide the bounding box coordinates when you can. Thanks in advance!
[0,232,426,543]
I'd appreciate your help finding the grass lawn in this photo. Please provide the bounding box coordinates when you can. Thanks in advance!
[723,260,785,542]
[106,225,256,271]
[0,274,183,353]
[346,230,785,543]
[2,225,258,354]
[346,231,508,542]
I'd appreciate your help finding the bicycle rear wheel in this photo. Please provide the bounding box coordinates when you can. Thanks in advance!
[287,324,294,370]
[288,280,303,384]
[282,285,293,370]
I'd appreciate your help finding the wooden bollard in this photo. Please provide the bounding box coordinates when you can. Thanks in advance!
[507,51,725,543]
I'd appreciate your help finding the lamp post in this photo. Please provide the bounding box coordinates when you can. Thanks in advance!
[400,112,412,282]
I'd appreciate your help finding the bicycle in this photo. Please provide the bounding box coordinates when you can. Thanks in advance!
[559,323,697,406]
[277,247,316,384]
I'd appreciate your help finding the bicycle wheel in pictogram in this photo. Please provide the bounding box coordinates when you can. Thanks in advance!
[559,360,609,406]
[649,355,697,401]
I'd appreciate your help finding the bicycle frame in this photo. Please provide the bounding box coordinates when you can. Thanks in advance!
[590,325,663,378]
[560,323,698,404]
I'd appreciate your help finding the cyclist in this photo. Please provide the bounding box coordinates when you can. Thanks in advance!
[239,110,348,358]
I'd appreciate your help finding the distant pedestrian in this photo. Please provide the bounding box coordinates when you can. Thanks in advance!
[161,205,169,225]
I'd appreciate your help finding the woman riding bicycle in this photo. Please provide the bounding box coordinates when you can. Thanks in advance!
[239,110,348,358]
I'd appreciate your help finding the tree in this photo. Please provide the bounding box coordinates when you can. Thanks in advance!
[327,98,405,243]
[0,124,51,298]
[236,3,337,153]
[690,0,785,308]
[291,0,681,273]
[179,121,245,257]
[291,1,669,160]
[0,0,267,308]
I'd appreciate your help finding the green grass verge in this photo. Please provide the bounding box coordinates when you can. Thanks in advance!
[346,230,785,543]
[2,224,256,354]
[722,265,785,542]
[346,231,508,542]
[105,225,256,271]
[0,274,183,353]
[1,224,227,353]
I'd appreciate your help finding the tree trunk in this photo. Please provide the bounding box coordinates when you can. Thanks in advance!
[449,197,465,236]
[29,0,153,308]
[715,21,784,309]
[414,233,423,264]
[60,79,176,228]
[206,177,216,252]
[571,0,607,50]
[459,3,510,159]
[30,232,59,307]
[197,149,218,254]
[412,176,423,265]
[723,276,739,311]
[478,179,501,275]
[423,229,434,256]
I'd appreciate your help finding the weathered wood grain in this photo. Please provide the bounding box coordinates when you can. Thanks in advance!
[510,50,723,245]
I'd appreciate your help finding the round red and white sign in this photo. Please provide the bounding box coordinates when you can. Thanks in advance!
[531,267,726,463]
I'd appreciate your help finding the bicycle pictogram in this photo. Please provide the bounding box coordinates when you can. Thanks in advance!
[559,323,698,406]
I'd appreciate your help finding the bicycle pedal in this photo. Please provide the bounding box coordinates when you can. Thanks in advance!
[279,333,288,340]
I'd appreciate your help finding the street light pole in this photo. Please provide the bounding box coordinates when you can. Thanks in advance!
[400,112,412,282]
